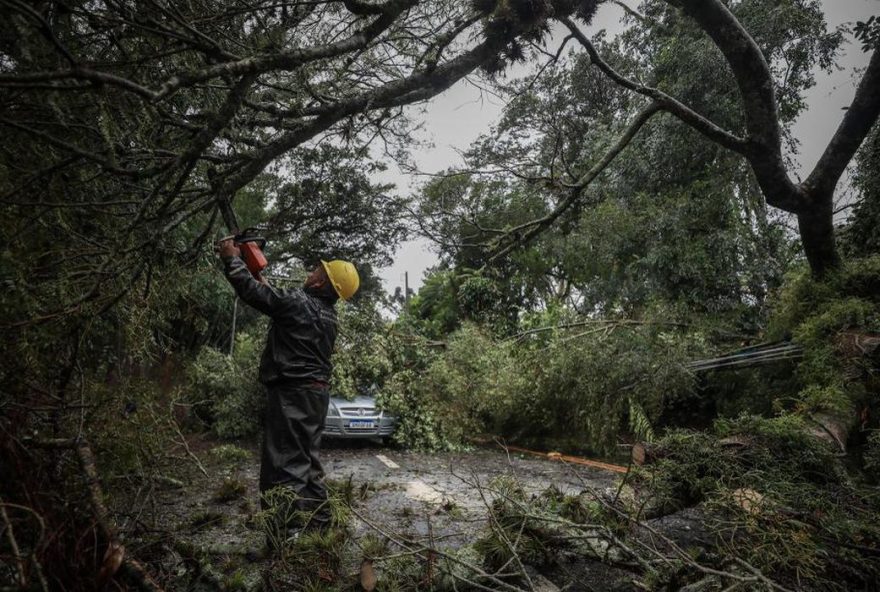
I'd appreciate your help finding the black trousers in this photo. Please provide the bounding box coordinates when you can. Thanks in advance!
[259,382,330,528]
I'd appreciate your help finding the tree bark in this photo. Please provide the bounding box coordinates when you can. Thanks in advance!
[796,197,841,279]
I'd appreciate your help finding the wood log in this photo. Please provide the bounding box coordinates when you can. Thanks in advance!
[631,442,646,466]
[631,442,659,466]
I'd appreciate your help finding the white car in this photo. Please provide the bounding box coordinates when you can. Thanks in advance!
[323,395,396,443]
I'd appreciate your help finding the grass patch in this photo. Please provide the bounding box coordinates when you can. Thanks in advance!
[209,444,252,464]
[214,477,247,503]
[189,510,226,531]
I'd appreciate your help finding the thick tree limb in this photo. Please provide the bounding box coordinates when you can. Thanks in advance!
[218,36,507,198]
[666,0,880,274]
[558,1,879,276]
[0,1,416,102]
[0,68,158,99]
[667,0,803,214]
[804,49,880,198]
[670,0,782,150]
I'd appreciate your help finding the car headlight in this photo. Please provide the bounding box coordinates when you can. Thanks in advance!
[327,401,340,417]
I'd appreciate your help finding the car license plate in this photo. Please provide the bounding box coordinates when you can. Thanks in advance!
[349,420,374,429]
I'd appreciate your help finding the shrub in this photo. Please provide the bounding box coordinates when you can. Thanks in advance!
[379,367,458,451]
[381,320,703,453]
[768,256,880,422]
[418,323,528,443]
[331,301,395,400]
[515,323,701,453]
[187,331,264,438]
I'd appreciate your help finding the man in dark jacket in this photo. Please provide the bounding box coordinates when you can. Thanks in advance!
[217,239,359,539]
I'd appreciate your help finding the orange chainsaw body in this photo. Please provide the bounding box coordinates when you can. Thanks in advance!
[238,241,268,276]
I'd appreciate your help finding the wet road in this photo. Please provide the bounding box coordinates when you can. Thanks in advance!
[125,438,628,590]
[323,441,619,544]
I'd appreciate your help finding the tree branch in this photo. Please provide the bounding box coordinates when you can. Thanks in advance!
[804,48,880,198]
[153,0,416,100]
[562,17,748,154]
[0,68,158,99]
[219,36,506,198]
[488,102,663,264]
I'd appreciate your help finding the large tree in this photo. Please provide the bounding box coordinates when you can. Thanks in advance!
[413,1,837,325]
[430,0,878,278]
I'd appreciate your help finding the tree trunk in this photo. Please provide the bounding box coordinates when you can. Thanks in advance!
[796,198,841,278]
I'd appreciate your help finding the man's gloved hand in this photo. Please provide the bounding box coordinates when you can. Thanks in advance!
[216,237,241,259]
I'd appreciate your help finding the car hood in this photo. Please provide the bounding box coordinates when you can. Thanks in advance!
[330,395,378,407]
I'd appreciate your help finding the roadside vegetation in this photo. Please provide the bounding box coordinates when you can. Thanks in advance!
[2,0,880,590]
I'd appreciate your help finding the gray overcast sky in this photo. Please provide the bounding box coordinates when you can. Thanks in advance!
[377,0,879,295]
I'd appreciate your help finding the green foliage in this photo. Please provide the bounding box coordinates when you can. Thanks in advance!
[263,146,408,269]
[214,477,247,503]
[638,415,880,589]
[474,478,556,570]
[332,301,395,400]
[88,379,182,478]
[473,477,623,578]
[190,510,226,531]
[854,15,880,51]
[628,399,656,443]
[842,125,880,257]
[768,256,880,418]
[379,367,459,452]
[208,444,252,464]
[187,331,265,439]
[383,319,703,454]
[418,323,528,442]
[221,570,249,592]
[515,323,702,453]
[406,269,463,339]
[413,11,805,327]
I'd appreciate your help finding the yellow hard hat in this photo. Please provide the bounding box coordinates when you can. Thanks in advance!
[321,259,360,301]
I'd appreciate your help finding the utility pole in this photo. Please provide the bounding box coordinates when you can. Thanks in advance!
[404,271,411,304]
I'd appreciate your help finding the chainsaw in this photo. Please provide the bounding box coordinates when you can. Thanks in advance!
[216,196,268,279]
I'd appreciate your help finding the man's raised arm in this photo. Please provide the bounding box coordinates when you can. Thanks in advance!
[218,238,287,317]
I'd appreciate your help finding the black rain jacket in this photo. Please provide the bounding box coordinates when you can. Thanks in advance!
[223,256,338,385]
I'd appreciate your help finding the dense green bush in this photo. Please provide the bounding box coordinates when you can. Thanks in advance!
[418,324,528,442]
[380,320,703,453]
[331,302,395,400]
[376,324,524,451]
[187,331,264,439]
[515,324,702,452]
[768,256,880,421]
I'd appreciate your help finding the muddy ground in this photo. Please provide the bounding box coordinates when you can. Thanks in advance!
[116,439,667,591]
